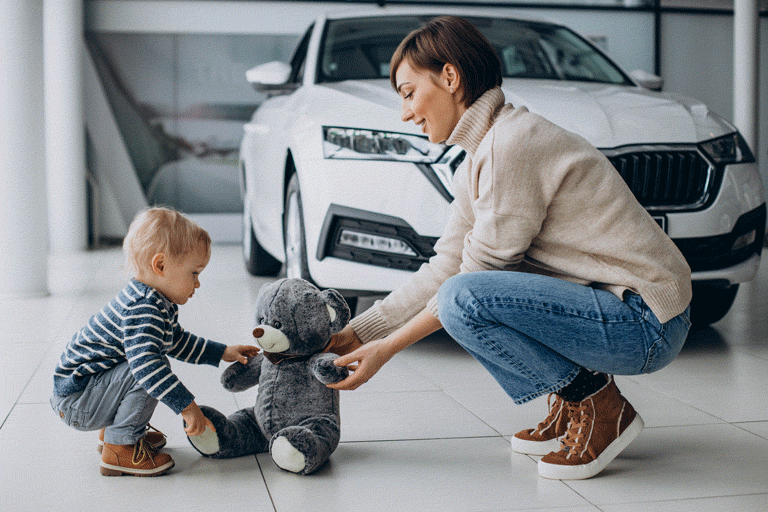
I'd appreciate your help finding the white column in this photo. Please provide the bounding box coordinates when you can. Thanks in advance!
[45,0,87,255]
[733,0,759,153]
[0,0,49,298]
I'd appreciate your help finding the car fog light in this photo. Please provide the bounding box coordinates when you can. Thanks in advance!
[339,229,417,256]
[731,229,756,251]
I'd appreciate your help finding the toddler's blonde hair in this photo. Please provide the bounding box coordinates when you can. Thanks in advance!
[123,206,211,275]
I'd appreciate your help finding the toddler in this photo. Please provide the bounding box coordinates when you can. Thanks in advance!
[51,206,259,477]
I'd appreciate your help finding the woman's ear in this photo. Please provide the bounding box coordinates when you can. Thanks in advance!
[442,63,461,94]
[150,253,166,276]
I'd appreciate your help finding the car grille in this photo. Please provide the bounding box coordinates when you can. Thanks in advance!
[601,147,715,211]
[428,145,717,212]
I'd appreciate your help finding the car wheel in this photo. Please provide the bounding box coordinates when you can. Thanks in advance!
[283,173,359,315]
[689,283,739,328]
[284,174,311,280]
[243,201,281,277]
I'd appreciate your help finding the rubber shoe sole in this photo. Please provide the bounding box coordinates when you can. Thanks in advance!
[100,460,175,477]
[538,413,644,480]
[510,436,561,456]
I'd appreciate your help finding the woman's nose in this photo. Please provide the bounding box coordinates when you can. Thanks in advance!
[401,103,413,123]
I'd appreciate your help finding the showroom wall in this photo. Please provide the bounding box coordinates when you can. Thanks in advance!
[83,0,766,242]
[86,30,298,239]
[661,10,767,164]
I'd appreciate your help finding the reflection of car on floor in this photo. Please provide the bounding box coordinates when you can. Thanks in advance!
[239,7,765,327]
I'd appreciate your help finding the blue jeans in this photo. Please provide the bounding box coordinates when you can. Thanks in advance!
[437,271,691,404]
[50,361,158,445]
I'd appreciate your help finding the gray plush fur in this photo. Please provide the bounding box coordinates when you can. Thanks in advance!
[187,278,350,475]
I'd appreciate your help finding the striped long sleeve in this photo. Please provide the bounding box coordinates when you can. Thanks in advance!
[53,280,226,414]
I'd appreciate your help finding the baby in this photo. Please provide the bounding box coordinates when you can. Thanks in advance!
[51,206,259,477]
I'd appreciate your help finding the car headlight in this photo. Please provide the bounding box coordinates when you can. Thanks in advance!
[322,126,447,163]
[698,132,755,165]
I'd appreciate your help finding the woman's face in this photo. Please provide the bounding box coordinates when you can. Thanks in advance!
[395,60,467,144]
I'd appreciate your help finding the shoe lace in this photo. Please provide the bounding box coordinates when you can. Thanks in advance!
[560,402,591,456]
[145,423,167,449]
[132,437,160,467]
[534,393,563,434]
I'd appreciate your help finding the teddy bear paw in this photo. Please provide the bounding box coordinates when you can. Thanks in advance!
[271,436,306,473]
[188,425,220,455]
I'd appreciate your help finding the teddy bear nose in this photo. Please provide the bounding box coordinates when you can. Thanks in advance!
[253,328,265,338]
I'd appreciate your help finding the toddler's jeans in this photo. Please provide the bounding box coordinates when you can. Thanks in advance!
[51,361,158,445]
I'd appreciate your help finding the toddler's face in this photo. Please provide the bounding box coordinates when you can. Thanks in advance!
[158,246,210,305]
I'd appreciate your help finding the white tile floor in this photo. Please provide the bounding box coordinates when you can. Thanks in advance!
[2,244,768,512]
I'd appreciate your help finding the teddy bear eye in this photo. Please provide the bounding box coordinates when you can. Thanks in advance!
[272,320,282,329]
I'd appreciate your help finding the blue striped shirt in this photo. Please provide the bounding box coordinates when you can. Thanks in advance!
[53,279,226,414]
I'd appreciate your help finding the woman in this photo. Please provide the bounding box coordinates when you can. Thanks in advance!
[327,16,691,480]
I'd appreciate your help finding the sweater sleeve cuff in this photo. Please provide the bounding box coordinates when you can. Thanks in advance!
[426,294,440,319]
[200,340,227,367]
[164,384,195,415]
[349,304,392,342]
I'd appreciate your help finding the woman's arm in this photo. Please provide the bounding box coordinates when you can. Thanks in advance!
[327,308,442,390]
[349,167,474,343]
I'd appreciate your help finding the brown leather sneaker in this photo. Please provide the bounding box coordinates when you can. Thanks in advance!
[510,393,568,455]
[100,438,175,477]
[538,379,644,480]
[97,424,167,454]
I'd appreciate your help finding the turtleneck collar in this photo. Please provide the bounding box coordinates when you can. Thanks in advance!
[446,87,506,158]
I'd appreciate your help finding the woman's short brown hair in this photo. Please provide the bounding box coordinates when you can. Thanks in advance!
[390,16,502,107]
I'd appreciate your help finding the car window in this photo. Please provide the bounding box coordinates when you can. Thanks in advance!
[317,15,631,85]
[319,17,419,82]
[534,26,628,83]
[290,23,313,84]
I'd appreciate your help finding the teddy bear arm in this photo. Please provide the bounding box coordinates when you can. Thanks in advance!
[221,354,263,392]
[309,352,349,385]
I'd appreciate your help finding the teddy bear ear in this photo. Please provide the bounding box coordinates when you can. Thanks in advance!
[321,288,351,333]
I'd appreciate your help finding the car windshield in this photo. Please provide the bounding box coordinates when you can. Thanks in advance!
[318,15,631,85]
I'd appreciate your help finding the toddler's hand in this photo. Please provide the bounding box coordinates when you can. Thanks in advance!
[182,401,215,436]
[223,344,260,364]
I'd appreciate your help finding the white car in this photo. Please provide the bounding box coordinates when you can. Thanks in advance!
[239,8,765,327]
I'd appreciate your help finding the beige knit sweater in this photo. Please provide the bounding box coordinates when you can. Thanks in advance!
[350,87,691,342]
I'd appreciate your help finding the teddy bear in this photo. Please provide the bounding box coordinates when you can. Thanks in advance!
[187,277,351,475]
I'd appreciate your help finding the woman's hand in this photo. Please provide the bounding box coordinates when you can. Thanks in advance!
[328,308,442,391]
[325,324,363,356]
[326,338,397,391]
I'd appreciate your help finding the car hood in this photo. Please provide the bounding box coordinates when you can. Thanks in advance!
[319,79,734,149]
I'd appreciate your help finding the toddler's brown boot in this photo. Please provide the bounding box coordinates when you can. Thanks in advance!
[538,379,643,480]
[97,424,167,453]
[510,393,568,455]
[100,438,175,477]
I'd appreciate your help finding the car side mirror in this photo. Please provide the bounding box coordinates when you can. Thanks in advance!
[246,61,298,95]
[630,69,664,91]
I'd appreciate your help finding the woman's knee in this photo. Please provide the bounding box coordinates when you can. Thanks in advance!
[437,274,479,333]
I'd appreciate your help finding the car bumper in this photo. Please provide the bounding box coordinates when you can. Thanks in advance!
[311,202,765,294]
[304,156,765,294]
[690,253,761,287]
